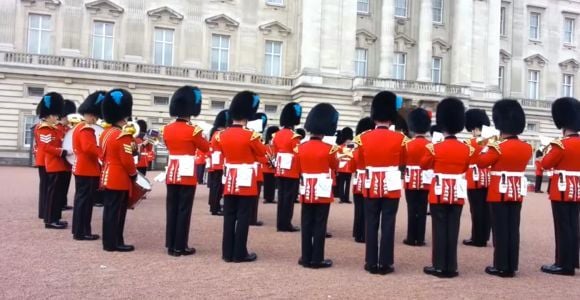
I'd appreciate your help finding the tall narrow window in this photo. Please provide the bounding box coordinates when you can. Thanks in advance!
[432,57,442,83]
[23,115,38,147]
[354,48,368,77]
[394,0,407,18]
[357,0,369,14]
[393,53,406,80]
[92,22,114,60]
[432,0,443,23]
[498,66,505,92]
[564,18,575,44]
[265,40,282,76]
[266,0,284,5]
[154,28,174,66]
[500,7,506,36]
[529,12,541,40]
[528,70,540,99]
[27,14,51,54]
[211,34,230,71]
[563,74,574,97]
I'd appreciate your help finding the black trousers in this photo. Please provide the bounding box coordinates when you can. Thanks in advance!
[166,185,196,251]
[37,167,47,219]
[467,188,491,244]
[430,204,463,272]
[222,195,254,261]
[94,189,104,206]
[263,173,276,202]
[137,167,147,176]
[45,172,66,224]
[364,198,400,267]
[404,189,429,244]
[551,201,580,270]
[72,176,99,238]
[60,171,72,209]
[102,189,129,250]
[208,170,223,214]
[277,177,299,230]
[490,202,521,272]
[195,164,206,185]
[535,175,543,192]
[301,204,331,263]
[251,182,262,224]
[337,173,352,203]
[353,193,365,241]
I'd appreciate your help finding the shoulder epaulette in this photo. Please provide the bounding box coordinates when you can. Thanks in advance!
[426,143,435,155]
[293,145,299,154]
[292,131,302,140]
[38,122,55,129]
[401,134,410,146]
[354,130,371,146]
[550,138,564,149]
[330,145,339,154]
[466,143,475,156]
[487,141,502,154]
[192,125,203,137]
[251,131,262,141]
[215,131,221,142]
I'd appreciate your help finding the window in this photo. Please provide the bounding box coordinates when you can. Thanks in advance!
[264,41,282,76]
[528,70,540,99]
[23,115,38,147]
[433,0,443,23]
[500,7,506,36]
[211,100,226,110]
[154,28,174,66]
[266,0,284,5]
[563,74,574,97]
[211,34,230,71]
[153,96,169,106]
[498,66,504,92]
[265,104,278,113]
[92,22,114,60]
[357,0,369,14]
[393,52,406,80]
[526,122,538,132]
[27,14,51,54]
[395,0,407,18]
[27,86,45,97]
[354,48,368,77]
[432,57,442,83]
[564,18,575,44]
[529,12,541,40]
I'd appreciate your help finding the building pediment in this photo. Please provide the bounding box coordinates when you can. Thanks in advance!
[205,14,240,31]
[259,21,291,36]
[432,38,450,54]
[559,58,580,72]
[356,29,377,46]
[394,34,416,51]
[21,0,61,9]
[524,54,548,68]
[500,49,512,63]
[85,0,124,16]
[147,6,184,23]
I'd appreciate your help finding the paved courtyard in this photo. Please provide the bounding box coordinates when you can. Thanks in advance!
[0,167,578,299]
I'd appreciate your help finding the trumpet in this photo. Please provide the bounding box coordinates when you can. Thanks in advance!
[122,121,141,138]
[67,113,84,127]
[476,135,501,146]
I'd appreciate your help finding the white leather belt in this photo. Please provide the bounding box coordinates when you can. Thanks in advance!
[553,170,580,176]
[406,165,421,170]
[367,166,399,172]
[490,171,525,177]
[169,155,195,160]
[302,173,330,180]
[433,173,465,180]
[226,163,256,170]
[356,169,365,175]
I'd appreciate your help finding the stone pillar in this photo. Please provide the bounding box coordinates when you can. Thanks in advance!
[486,0,501,89]
[379,0,394,78]
[339,0,357,76]
[299,0,322,74]
[416,0,433,82]
[450,0,473,85]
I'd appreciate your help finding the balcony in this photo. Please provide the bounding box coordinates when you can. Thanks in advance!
[353,77,471,97]
[517,98,552,109]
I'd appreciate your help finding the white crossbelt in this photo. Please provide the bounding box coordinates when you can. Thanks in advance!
[356,169,365,175]
[302,173,330,180]
[553,170,580,177]
[225,163,257,170]
[433,173,465,180]
[169,154,196,160]
[490,171,525,177]
[367,166,399,172]
[406,165,422,170]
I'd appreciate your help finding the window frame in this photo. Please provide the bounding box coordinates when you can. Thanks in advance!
[265,0,284,6]
[498,66,505,92]
[500,7,507,36]
[431,57,442,84]
[153,27,175,66]
[432,0,443,24]
[564,17,575,44]
[211,99,227,111]
[211,34,231,72]
[394,0,408,18]
[264,40,283,77]
[562,74,574,97]
[27,13,52,55]
[529,12,541,41]
[357,0,370,14]
[528,70,540,99]
[91,21,115,60]
[23,115,38,148]
[393,52,407,80]
[354,48,368,77]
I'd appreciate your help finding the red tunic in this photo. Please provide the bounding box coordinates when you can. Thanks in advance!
[56,124,72,172]
[337,144,356,174]
[99,126,138,191]
[37,123,68,173]
[208,130,224,172]
[72,122,101,177]
[477,137,532,202]
[135,137,153,168]
[535,159,543,177]
[466,138,490,189]
[272,128,301,179]
[352,148,366,195]
[195,149,207,165]
[215,125,267,196]
[296,138,339,204]
[354,127,408,199]
[262,145,276,174]
[541,135,580,201]
[420,137,472,205]
[33,123,46,167]
[163,120,210,186]
[404,136,430,190]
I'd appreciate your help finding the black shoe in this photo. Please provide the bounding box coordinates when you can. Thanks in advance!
[377,264,394,275]
[116,244,135,252]
[74,234,99,241]
[403,239,416,246]
[94,203,104,207]
[250,221,264,226]
[222,257,233,263]
[211,211,223,216]
[423,266,439,275]
[170,247,196,257]
[364,263,379,274]
[45,222,67,229]
[463,239,486,247]
[424,266,455,278]
[62,205,73,211]
[234,252,257,263]
[325,232,333,238]
[298,258,311,268]
[310,259,333,269]
[541,264,575,276]
[443,270,459,278]
[278,226,300,232]
[168,249,180,257]
[416,241,426,246]
[354,238,365,243]
[485,266,515,278]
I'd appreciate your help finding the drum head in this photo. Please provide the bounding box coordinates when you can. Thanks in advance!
[62,130,75,165]
[136,172,152,190]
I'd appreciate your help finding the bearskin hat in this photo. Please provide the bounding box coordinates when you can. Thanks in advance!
[229,91,260,121]
[296,128,306,140]
[136,120,147,134]
[78,91,106,119]
[341,127,354,141]
[61,100,77,118]
[305,103,339,136]
[408,108,431,134]
[264,126,280,144]
[102,89,133,124]
[492,99,525,135]
[37,92,65,119]
[356,117,375,135]
[280,102,302,127]
[552,97,580,131]
[465,109,490,132]
[169,85,202,118]
[335,130,344,145]
[371,91,400,122]
[435,97,465,135]
[213,109,228,129]
[535,149,543,158]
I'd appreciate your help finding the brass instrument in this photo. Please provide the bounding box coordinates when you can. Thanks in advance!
[67,113,84,127]
[122,121,141,138]
[476,135,501,146]
[337,142,356,161]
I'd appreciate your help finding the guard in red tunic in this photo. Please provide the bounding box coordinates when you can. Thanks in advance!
[33,115,47,219]
[478,99,532,278]
[100,89,138,252]
[273,102,303,232]
[534,150,544,193]
[135,120,153,176]
[249,112,268,226]
[57,100,76,211]
[163,86,210,257]
[541,97,580,276]
[336,127,354,204]
[355,91,407,275]
[215,91,266,263]
[36,92,68,229]
[463,109,492,247]
[421,97,472,278]
[262,126,279,204]
[296,103,339,269]
[208,109,228,216]
[71,91,106,241]
[351,117,374,243]
[403,108,432,247]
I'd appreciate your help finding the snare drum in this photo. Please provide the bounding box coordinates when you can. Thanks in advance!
[63,124,104,166]
[129,172,152,209]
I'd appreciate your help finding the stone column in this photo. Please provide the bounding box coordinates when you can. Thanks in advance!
[450,0,473,85]
[339,0,357,76]
[416,0,433,82]
[299,0,322,74]
[379,0,394,78]
[486,0,501,89]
